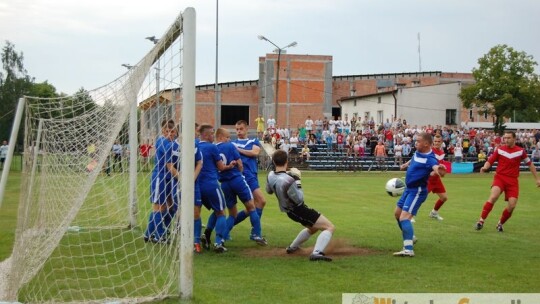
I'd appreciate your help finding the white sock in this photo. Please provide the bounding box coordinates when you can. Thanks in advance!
[290,228,312,249]
[313,230,333,254]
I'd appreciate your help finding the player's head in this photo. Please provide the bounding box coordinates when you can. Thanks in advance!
[235,120,248,139]
[272,150,288,168]
[199,124,214,142]
[215,128,230,143]
[161,119,177,140]
[433,135,443,149]
[415,132,433,153]
[503,131,516,147]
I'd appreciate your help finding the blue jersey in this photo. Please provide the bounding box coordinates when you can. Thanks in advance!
[152,136,175,180]
[197,141,221,183]
[216,141,242,182]
[232,138,260,180]
[405,150,439,188]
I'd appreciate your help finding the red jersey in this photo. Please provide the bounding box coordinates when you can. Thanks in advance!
[433,147,450,171]
[139,144,152,157]
[488,145,530,178]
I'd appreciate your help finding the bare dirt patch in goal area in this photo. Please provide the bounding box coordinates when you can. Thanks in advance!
[241,238,380,259]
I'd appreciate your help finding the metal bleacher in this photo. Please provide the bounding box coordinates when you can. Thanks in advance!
[306,143,540,172]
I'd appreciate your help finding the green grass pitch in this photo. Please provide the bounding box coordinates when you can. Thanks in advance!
[1,171,539,303]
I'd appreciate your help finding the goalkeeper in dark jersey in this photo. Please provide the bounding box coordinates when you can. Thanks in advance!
[266,150,335,261]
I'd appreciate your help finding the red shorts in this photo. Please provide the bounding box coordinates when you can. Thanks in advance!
[492,174,519,201]
[427,175,446,194]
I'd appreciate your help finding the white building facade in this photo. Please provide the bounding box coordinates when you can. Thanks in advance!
[340,82,463,127]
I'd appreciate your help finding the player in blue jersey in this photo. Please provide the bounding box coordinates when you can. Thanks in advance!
[197,124,236,253]
[232,121,268,232]
[214,128,267,245]
[144,119,180,244]
[202,120,268,248]
[394,132,446,257]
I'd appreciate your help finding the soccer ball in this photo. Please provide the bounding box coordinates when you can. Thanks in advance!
[385,178,405,197]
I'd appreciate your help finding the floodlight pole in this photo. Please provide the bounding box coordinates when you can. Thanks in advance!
[258,36,297,126]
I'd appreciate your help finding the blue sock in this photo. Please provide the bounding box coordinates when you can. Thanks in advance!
[144,212,155,238]
[396,218,402,231]
[194,218,202,244]
[250,208,264,236]
[400,219,414,250]
[234,210,248,225]
[224,216,235,240]
[163,205,178,231]
[206,212,217,230]
[249,210,262,236]
[215,215,226,245]
[147,211,165,239]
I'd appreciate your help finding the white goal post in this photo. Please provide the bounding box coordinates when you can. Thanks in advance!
[1,7,196,303]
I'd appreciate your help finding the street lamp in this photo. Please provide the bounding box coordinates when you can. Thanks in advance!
[258,35,297,126]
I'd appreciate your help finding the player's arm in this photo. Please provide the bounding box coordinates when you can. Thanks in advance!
[216,159,236,172]
[236,158,244,173]
[400,160,411,171]
[527,161,540,187]
[238,145,260,157]
[166,163,180,179]
[480,161,492,173]
[194,159,202,181]
[431,164,446,177]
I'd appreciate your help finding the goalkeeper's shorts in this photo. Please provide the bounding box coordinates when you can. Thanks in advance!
[286,204,321,227]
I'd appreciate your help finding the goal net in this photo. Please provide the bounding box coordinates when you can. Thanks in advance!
[3,8,196,303]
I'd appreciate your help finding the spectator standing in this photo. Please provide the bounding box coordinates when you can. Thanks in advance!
[112,140,123,172]
[0,140,8,170]
[255,114,265,140]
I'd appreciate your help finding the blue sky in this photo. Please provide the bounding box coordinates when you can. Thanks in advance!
[1,0,539,94]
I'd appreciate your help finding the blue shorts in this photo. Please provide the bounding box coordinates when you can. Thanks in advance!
[396,186,428,216]
[243,174,260,192]
[150,176,178,205]
[220,175,254,209]
[200,182,226,212]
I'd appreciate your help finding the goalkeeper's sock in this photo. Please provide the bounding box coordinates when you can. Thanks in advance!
[290,228,312,249]
[313,230,333,254]
[249,210,262,236]
[234,210,248,225]
[194,218,202,244]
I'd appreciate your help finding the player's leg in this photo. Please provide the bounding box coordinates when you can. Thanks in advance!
[145,177,169,243]
[476,184,502,230]
[430,192,447,221]
[394,188,427,257]
[310,214,335,261]
[496,180,519,232]
[496,197,517,232]
[224,204,238,241]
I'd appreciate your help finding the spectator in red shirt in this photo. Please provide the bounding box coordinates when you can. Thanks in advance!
[139,140,153,172]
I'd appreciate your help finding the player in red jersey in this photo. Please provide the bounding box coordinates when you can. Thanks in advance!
[475,131,540,232]
[427,135,450,221]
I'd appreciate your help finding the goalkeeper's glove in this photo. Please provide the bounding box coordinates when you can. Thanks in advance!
[287,167,302,189]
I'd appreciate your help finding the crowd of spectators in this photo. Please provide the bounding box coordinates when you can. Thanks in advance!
[262,115,540,164]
